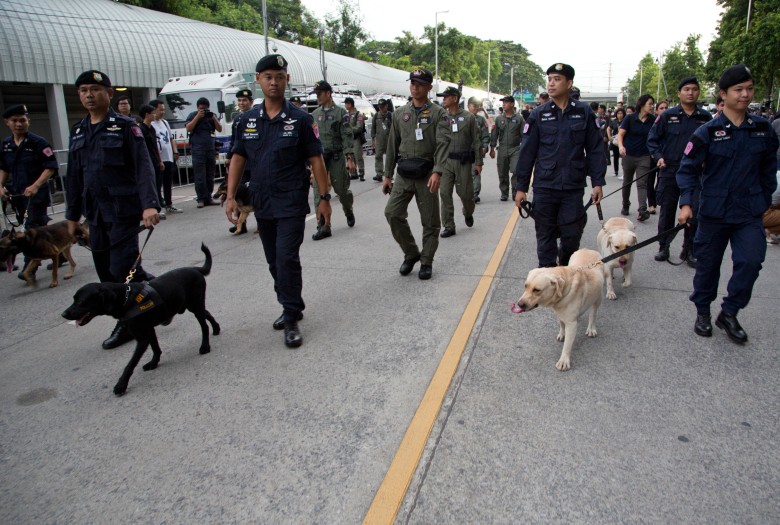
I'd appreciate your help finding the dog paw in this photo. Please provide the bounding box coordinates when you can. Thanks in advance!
[555,358,571,371]
[199,345,211,355]
[622,280,632,288]
[142,361,159,371]
[586,327,598,337]
[64,274,74,280]
[606,291,617,300]
[556,332,565,342]
[48,281,59,288]
[113,384,128,396]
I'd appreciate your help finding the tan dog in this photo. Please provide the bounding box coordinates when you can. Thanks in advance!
[0,221,89,288]
[213,181,256,235]
[511,249,604,371]
[597,217,636,300]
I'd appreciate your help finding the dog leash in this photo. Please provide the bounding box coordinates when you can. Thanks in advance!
[79,224,147,252]
[518,166,659,227]
[124,225,155,286]
[601,222,689,265]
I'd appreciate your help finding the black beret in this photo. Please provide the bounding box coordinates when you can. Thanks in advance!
[236,89,253,99]
[538,92,549,99]
[75,70,111,87]
[409,67,433,85]
[436,86,460,97]
[718,64,753,90]
[499,95,515,103]
[2,104,28,119]
[344,97,355,105]
[311,80,332,93]
[546,63,575,80]
[289,96,302,103]
[677,76,699,91]
[256,54,288,73]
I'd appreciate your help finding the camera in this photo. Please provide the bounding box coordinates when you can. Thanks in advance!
[204,111,214,119]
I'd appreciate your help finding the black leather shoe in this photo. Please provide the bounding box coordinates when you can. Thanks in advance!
[284,321,303,348]
[102,322,134,349]
[346,212,355,227]
[373,175,383,182]
[474,196,480,203]
[273,312,304,330]
[399,255,421,276]
[500,195,508,201]
[349,173,359,180]
[229,223,248,234]
[621,207,629,216]
[312,229,332,241]
[637,210,650,222]
[465,216,474,227]
[694,313,712,337]
[654,248,669,261]
[418,264,432,280]
[686,255,697,268]
[716,311,747,344]
[440,228,456,238]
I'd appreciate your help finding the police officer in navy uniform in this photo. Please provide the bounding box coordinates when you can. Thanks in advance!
[65,70,160,349]
[677,64,778,343]
[0,104,59,276]
[225,54,331,349]
[515,63,606,267]
[647,76,712,266]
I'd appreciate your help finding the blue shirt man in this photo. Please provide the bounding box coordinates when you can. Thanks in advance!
[676,64,778,344]
[515,63,606,267]
[185,97,222,206]
[226,54,330,349]
[647,76,712,264]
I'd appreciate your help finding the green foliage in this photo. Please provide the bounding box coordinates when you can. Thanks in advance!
[624,53,660,107]
[661,34,706,103]
[324,0,370,57]
[706,0,780,100]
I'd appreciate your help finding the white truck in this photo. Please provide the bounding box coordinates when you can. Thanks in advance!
[158,71,257,167]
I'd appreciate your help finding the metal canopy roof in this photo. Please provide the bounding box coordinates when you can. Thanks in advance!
[0,0,414,96]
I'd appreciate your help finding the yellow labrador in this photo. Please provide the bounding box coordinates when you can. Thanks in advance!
[511,249,604,371]
[597,217,637,300]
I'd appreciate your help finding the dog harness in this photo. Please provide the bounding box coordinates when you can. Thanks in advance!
[121,282,163,321]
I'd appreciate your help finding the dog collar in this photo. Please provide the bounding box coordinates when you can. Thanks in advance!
[122,282,163,321]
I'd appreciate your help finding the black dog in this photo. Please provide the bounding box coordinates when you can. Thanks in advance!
[62,243,220,396]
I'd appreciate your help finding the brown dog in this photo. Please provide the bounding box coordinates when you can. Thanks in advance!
[213,181,256,235]
[0,221,89,288]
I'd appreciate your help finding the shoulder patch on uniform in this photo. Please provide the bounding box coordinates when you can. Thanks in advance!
[312,123,320,139]
[684,134,705,157]
[131,126,143,138]
[42,147,54,157]
[655,115,661,124]
[523,122,530,134]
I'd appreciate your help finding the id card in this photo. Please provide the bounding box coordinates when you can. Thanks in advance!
[451,122,458,133]
[415,128,423,141]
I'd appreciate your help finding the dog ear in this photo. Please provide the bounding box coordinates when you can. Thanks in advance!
[629,232,637,245]
[551,275,565,300]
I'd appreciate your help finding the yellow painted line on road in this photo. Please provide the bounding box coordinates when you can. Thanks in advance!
[363,208,520,525]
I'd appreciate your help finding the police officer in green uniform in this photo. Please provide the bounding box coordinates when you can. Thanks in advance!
[344,97,366,181]
[372,98,392,182]
[438,87,481,237]
[310,81,355,240]
[467,96,490,203]
[383,67,450,280]
[490,95,525,201]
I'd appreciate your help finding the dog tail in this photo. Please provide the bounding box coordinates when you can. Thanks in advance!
[198,243,212,276]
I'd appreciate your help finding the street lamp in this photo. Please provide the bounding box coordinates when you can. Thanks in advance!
[504,62,515,96]
[434,10,449,94]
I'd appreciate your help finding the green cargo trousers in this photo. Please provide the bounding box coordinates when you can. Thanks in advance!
[384,174,441,265]
[313,153,353,231]
[440,158,475,231]
[497,147,520,199]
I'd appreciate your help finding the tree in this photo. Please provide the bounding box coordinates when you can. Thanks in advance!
[623,53,660,107]
[661,34,706,104]
[706,0,780,102]
[324,0,370,58]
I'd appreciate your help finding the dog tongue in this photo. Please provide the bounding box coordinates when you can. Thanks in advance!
[510,302,524,314]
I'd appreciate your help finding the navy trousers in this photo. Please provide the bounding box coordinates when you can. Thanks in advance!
[691,218,766,315]
[90,216,153,284]
[656,173,697,253]
[532,187,586,267]
[192,149,216,203]
[256,215,306,322]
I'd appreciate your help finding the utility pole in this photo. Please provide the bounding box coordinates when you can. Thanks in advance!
[262,0,268,55]
[607,63,612,93]
[434,11,449,95]
[639,64,644,98]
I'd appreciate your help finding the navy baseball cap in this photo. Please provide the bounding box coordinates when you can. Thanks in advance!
[437,87,460,97]
[311,80,332,93]
[75,70,111,87]
[499,95,515,103]
[409,68,434,85]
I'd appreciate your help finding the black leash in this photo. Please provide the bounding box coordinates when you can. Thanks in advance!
[79,224,149,252]
[518,166,659,227]
[124,225,155,287]
[602,222,689,264]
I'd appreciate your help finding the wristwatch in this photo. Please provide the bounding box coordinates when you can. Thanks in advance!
[320,193,332,201]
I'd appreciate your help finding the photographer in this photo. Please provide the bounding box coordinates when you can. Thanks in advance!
[185,97,222,207]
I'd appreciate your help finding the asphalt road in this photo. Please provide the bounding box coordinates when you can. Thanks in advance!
[1,160,778,524]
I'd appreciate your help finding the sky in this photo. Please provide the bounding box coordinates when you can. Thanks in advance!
[300,0,723,93]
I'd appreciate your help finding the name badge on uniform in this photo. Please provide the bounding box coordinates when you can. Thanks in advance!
[419,117,430,124]
[415,128,423,141]
[451,122,459,133]
[382,123,387,130]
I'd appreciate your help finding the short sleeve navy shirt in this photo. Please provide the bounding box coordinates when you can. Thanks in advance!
[620,113,654,157]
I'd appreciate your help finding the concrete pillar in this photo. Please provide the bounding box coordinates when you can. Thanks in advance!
[142,87,158,104]
[45,84,69,150]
